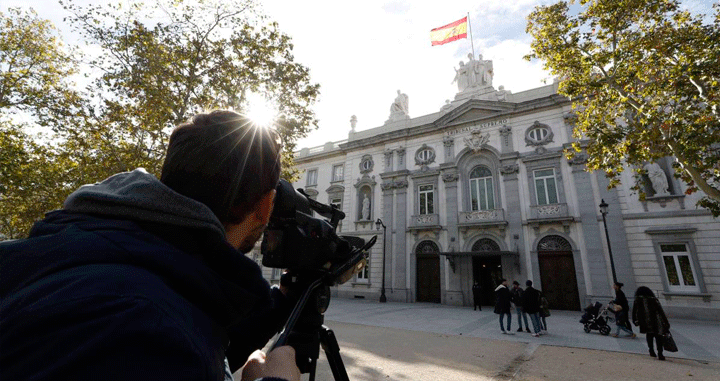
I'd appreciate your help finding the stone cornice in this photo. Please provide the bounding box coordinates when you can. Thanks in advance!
[336,94,571,153]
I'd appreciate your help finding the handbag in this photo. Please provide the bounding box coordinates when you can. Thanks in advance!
[663,331,678,352]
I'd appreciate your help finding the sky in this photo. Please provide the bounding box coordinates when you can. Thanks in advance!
[4,0,716,150]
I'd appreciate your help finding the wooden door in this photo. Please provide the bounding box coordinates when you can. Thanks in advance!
[538,252,580,311]
[417,255,441,303]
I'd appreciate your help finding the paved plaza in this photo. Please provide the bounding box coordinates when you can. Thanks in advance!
[323,298,720,363]
[234,298,720,380]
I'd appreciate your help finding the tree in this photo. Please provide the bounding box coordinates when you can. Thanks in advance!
[0,0,319,239]
[0,8,81,129]
[0,121,72,239]
[0,8,81,239]
[60,0,319,180]
[526,0,720,215]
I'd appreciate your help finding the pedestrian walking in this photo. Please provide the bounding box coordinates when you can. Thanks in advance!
[632,286,671,360]
[511,281,530,333]
[539,292,550,334]
[494,279,513,334]
[472,281,482,311]
[610,281,636,338]
[523,280,543,337]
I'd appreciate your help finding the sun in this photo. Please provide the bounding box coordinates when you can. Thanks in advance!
[245,92,277,128]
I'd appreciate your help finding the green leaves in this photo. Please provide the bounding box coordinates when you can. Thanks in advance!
[527,0,720,216]
[0,1,320,239]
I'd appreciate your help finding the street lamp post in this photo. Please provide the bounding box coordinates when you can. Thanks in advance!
[599,199,618,284]
[375,218,387,303]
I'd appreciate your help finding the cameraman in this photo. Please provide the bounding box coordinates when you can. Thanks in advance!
[0,110,299,381]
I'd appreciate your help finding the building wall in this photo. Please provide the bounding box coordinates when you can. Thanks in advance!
[255,83,720,320]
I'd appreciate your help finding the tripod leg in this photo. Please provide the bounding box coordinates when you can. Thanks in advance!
[308,357,317,381]
[319,325,350,381]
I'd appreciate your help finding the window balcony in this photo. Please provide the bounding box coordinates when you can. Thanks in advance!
[457,209,507,228]
[408,214,441,231]
[457,209,508,237]
[529,203,570,220]
[527,203,574,232]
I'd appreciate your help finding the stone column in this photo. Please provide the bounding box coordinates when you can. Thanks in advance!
[443,136,455,163]
[441,167,462,304]
[596,171,636,295]
[381,180,395,301]
[392,177,409,301]
[384,149,394,172]
[396,147,406,170]
[500,162,524,282]
[499,125,514,154]
[569,153,612,301]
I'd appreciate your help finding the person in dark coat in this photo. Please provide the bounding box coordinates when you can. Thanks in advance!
[511,281,530,333]
[523,280,543,336]
[472,281,482,311]
[0,111,299,381]
[494,279,513,334]
[611,281,636,338]
[539,291,550,333]
[632,286,671,360]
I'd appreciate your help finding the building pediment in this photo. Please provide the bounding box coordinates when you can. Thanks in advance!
[434,99,515,128]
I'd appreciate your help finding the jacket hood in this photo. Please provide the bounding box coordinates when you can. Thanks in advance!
[62,168,226,239]
[1,169,271,329]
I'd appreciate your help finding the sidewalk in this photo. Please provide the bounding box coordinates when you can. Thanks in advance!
[323,298,720,363]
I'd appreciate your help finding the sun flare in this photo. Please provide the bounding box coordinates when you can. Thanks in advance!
[245,93,277,128]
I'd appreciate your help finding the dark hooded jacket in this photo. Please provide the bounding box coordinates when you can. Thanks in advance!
[632,295,670,335]
[494,285,512,314]
[0,169,289,381]
[523,286,542,314]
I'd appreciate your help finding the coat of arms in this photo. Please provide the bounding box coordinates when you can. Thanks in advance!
[463,129,489,152]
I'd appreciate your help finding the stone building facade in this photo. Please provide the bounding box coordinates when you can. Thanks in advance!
[256,56,719,320]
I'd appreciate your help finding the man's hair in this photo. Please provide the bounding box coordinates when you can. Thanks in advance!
[161,110,281,224]
[500,278,507,283]
[512,281,520,286]
[526,280,533,287]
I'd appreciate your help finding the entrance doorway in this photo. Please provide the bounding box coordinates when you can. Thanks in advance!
[416,241,441,303]
[537,235,581,311]
[471,238,503,306]
[472,256,503,306]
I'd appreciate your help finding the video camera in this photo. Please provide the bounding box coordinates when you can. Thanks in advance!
[261,179,373,283]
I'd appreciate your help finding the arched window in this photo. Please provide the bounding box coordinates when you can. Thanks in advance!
[416,240,440,254]
[469,166,495,211]
[472,238,500,252]
[537,235,572,251]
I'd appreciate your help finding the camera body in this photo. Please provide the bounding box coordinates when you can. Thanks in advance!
[261,180,364,273]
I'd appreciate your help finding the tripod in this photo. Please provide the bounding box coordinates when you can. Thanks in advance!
[271,274,350,381]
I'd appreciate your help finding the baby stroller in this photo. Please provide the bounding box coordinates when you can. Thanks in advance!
[580,302,614,335]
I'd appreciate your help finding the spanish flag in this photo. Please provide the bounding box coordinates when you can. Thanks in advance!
[430,17,468,46]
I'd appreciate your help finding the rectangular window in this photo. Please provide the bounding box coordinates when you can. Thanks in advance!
[306,169,318,186]
[470,177,494,211]
[419,185,434,215]
[332,164,344,182]
[534,169,558,205]
[660,243,699,292]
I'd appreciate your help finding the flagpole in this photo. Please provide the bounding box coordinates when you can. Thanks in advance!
[467,12,476,58]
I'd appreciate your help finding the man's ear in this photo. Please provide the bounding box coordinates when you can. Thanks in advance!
[254,189,276,224]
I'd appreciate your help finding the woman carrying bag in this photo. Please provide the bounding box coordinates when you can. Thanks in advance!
[610,282,636,338]
[632,286,673,360]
